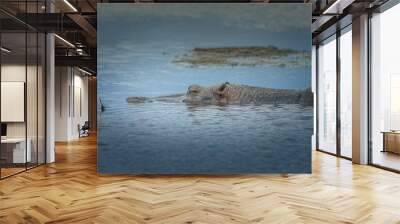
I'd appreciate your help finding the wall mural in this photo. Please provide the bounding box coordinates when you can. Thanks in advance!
[98,4,312,174]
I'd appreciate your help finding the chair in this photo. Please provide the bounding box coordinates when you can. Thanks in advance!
[79,121,90,138]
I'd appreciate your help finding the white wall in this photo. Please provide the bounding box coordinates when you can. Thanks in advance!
[55,67,89,141]
[1,65,43,137]
[312,45,317,150]
[70,73,89,138]
[1,65,27,140]
[55,66,70,141]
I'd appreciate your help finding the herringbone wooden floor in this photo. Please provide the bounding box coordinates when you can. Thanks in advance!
[1,135,400,224]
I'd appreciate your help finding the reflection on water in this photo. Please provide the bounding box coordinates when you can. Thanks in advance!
[98,101,312,174]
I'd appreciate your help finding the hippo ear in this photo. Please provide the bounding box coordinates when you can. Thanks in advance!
[216,83,229,99]
[188,85,201,93]
[218,82,229,92]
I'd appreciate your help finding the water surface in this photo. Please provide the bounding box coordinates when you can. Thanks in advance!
[98,101,312,173]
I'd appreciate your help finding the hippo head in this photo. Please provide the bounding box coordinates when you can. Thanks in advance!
[184,84,213,103]
[184,82,230,104]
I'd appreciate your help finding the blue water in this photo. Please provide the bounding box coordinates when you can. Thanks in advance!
[97,42,313,174]
[98,100,312,174]
[97,16,312,173]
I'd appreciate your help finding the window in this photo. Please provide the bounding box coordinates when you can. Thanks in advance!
[317,35,337,154]
[370,3,400,171]
[0,1,47,179]
[339,26,352,158]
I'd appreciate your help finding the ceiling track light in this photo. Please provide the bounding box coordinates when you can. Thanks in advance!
[322,0,345,15]
[1,47,11,53]
[54,34,75,48]
[63,0,78,12]
[78,67,93,76]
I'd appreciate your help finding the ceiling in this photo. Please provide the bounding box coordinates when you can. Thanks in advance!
[0,0,389,75]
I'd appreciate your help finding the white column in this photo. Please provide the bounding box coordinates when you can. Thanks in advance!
[352,14,369,164]
[46,1,56,163]
[312,45,317,150]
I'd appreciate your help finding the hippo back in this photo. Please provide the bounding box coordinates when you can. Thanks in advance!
[218,84,313,105]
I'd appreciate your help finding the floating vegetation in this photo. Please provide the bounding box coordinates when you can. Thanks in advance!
[172,46,310,68]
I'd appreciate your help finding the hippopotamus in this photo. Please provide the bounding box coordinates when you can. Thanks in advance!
[184,82,313,105]
[127,94,185,104]
[127,82,313,106]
